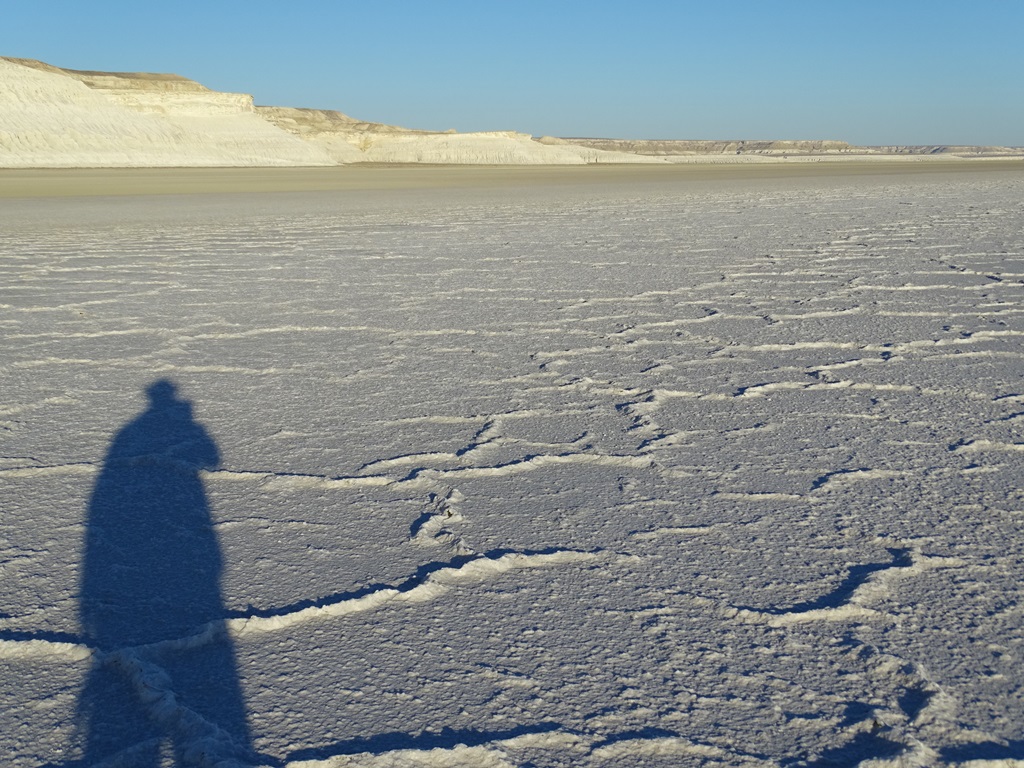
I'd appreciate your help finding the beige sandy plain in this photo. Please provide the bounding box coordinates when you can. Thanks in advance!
[2,159,1023,199]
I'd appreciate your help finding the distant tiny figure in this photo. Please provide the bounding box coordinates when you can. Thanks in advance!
[78,379,252,766]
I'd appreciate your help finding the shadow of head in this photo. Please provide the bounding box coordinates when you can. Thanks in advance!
[146,378,179,405]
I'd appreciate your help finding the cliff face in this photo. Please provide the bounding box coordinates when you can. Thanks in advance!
[550,137,1024,158]
[255,108,662,164]
[4,56,1018,168]
[0,57,334,167]
[254,108,663,164]
[339,131,661,165]
[547,138,857,155]
[869,145,1024,156]
[255,106,424,135]
[0,57,663,167]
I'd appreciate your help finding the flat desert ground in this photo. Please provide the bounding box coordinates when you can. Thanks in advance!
[4,160,1024,197]
[2,163,1024,767]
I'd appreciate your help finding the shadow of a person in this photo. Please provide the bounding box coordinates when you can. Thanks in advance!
[77,379,252,766]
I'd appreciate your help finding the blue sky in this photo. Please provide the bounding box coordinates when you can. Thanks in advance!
[4,0,1022,145]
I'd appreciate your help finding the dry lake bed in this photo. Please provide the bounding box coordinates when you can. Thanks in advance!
[2,164,1023,767]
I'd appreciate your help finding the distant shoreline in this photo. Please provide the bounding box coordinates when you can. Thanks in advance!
[3,160,1023,199]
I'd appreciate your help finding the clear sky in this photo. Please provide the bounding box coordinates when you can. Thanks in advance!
[4,0,1022,146]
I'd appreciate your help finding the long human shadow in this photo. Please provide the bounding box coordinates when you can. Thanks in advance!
[76,379,252,766]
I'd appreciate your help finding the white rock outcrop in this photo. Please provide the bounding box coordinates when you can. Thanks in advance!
[257,107,664,165]
[325,130,664,165]
[4,56,1019,168]
[0,57,668,167]
[0,58,334,167]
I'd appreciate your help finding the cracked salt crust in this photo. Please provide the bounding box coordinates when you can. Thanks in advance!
[2,171,1023,766]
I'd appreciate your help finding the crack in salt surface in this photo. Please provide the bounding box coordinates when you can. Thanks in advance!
[274,725,771,768]
[204,450,654,491]
[0,446,652,489]
[724,545,965,628]
[952,438,1024,453]
[0,548,605,765]
[220,549,602,642]
[0,548,602,662]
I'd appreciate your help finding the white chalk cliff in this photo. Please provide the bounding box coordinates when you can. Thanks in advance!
[0,58,335,167]
[257,110,660,165]
[5,56,1015,168]
[0,57,661,167]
